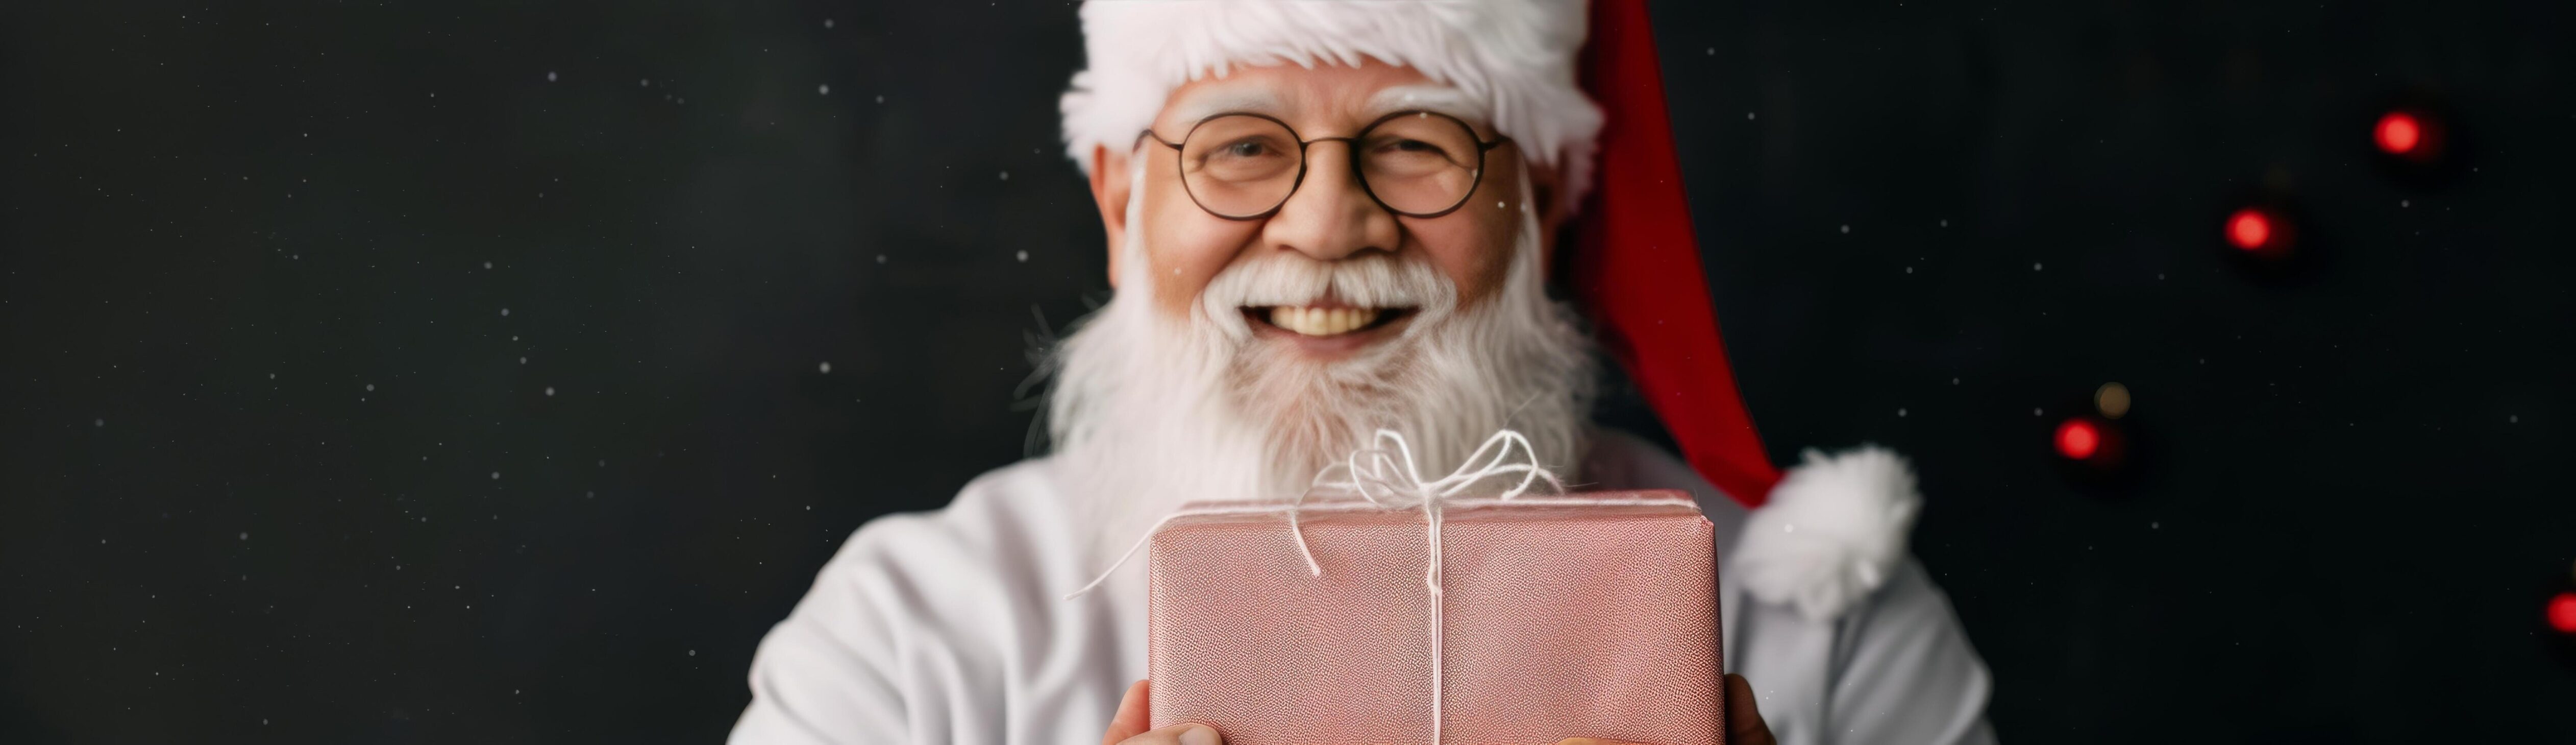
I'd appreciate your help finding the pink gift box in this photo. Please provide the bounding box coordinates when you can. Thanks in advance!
[1147,490,1725,745]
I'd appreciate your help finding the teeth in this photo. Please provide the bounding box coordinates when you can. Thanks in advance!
[1266,306,1382,337]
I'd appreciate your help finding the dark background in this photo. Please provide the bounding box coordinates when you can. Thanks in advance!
[5,0,2572,742]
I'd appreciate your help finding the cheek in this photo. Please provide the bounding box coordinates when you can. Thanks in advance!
[1144,184,1256,317]
[1409,186,1523,306]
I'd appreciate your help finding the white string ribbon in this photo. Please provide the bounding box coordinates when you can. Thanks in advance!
[1064,429,1697,744]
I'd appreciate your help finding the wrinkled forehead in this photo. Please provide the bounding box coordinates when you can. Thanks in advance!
[1154,63,1489,136]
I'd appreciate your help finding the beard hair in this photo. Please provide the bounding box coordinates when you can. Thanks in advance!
[1038,167,1598,566]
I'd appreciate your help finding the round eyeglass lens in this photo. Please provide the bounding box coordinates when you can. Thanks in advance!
[1358,112,1483,215]
[1178,115,1303,218]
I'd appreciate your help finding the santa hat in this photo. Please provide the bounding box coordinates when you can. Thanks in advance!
[1059,0,1922,621]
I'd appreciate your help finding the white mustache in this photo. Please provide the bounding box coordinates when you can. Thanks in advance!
[1194,252,1459,338]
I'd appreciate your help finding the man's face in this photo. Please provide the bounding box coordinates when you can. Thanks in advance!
[1090,60,1557,354]
[1053,59,1593,542]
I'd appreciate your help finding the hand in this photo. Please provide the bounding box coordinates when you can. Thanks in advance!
[1101,674,1776,745]
[1102,679,1222,745]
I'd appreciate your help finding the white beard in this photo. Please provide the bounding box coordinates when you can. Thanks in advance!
[1040,168,1598,565]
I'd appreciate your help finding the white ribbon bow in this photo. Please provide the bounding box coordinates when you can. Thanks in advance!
[1065,428,1566,600]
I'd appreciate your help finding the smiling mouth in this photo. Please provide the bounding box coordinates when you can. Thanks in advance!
[1244,304,1414,338]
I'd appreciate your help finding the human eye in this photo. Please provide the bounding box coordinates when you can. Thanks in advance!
[1192,133,1297,183]
[1218,139,1275,159]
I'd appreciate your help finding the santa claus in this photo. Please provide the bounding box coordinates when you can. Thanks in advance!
[732,1,1994,744]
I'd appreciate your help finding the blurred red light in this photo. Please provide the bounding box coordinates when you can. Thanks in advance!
[2226,209,2271,251]
[2054,419,2100,460]
[2374,112,2422,155]
[2550,592,2576,634]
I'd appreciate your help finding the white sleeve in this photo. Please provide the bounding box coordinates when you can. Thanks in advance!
[727,523,923,745]
[1823,558,1998,744]
[727,462,1112,745]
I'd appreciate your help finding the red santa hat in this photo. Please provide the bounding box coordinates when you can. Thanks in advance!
[1060,0,1922,621]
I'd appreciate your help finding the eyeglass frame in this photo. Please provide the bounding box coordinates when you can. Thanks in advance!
[1135,110,1515,221]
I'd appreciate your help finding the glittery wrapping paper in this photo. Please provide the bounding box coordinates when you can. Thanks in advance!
[1146,491,1724,745]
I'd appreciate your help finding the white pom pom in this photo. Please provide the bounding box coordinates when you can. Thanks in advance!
[1730,445,1923,621]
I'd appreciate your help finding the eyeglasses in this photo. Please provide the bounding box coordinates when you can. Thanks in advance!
[1137,110,1513,220]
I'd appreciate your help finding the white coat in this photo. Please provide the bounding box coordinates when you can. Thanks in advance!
[730,429,1997,744]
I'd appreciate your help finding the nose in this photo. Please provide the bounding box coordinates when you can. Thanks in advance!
[1261,140,1400,262]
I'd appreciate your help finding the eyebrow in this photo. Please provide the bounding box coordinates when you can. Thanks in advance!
[1364,85,1486,125]
[1163,87,1287,127]
[1161,82,1492,135]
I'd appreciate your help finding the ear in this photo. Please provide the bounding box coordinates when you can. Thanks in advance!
[1527,161,1571,280]
[1088,143,1134,289]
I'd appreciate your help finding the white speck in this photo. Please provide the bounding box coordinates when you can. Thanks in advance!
[483,260,492,269]
[490,471,501,480]
[546,71,557,82]
[2509,415,2519,423]
[823,18,834,28]
[1745,112,1755,121]
[1839,224,1850,234]
[1896,408,1908,417]
[2150,521,2160,530]
[1705,46,1715,55]
[518,356,527,365]
[1950,377,1960,384]
[1784,523,1795,533]
[687,650,697,656]
[2158,273,2167,279]
[429,92,436,98]
[875,254,887,264]
[2033,262,2043,271]
[818,84,830,95]
[1014,250,1029,262]
[268,373,276,379]
[1939,219,1949,227]
[874,94,884,104]
[2033,407,2043,416]
[999,171,1009,181]
[500,307,510,317]
[94,418,105,427]
[818,362,832,374]
[1904,266,1913,274]
[544,387,555,396]
[365,383,375,391]
[2400,199,2410,208]
[238,532,247,540]
[639,79,650,87]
